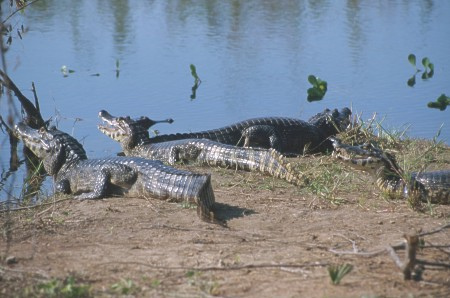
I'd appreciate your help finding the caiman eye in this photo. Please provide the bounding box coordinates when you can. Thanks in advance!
[39,127,46,134]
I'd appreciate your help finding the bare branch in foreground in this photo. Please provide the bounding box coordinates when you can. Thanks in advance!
[329,223,450,280]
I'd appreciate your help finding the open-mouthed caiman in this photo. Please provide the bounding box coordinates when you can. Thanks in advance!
[330,137,449,204]
[141,108,351,155]
[13,122,217,222]
[98,110,302,185]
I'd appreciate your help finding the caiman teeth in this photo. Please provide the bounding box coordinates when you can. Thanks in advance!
[97,123,115,134]
[98,119,116,131]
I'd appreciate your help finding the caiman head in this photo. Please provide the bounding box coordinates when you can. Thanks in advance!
[308,107,352,137]
[14,122,87,176]
[98,110,173,150]
[329,137,434,202]
[330,137,403,177]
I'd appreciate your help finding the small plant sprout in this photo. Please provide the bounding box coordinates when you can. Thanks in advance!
[307,75,327,102]
[328,263,353,285]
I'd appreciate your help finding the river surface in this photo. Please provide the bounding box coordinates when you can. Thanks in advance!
[1,0,449,200]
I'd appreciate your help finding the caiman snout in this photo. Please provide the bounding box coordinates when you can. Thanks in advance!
[13,122,52,157]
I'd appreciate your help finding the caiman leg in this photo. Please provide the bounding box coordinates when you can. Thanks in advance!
[74,170,115,200]
[57,163,138,200]
[240,125,281,150]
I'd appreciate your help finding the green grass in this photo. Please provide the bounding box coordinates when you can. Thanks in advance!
[110,278,139,295]
[185,270,221,296]
[179,201,197,209]
[24,276,91,298]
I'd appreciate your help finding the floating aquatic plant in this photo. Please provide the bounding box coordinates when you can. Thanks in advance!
[427,94,449,111]
[407,54,434,87]
[307,75,327,102]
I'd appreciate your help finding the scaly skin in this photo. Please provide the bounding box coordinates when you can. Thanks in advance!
[143,108,351,155]
[13,123,217,223]
[98,110,302,185]
[330,137,449,204]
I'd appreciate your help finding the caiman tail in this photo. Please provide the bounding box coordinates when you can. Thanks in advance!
[196,175,219,223]
[198,145,302,185]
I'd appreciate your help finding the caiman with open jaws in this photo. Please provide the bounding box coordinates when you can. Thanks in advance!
[98,110,302,185]
[144,108,352,155]
[330,137,449,205]
[13,122,218,223]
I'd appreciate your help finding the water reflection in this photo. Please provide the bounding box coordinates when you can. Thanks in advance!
[345,0,366,65]
[14,0,443,65]
[97,0,133,55]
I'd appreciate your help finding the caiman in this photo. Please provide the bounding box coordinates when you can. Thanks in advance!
[98,110,302,185]
[330,137,449,204]
[13,122,218,223]
[141,108,352,155]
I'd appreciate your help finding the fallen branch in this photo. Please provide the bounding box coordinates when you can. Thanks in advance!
[418,222,450,237]
[416,260,450,269]
[0,197,70,213]
[329,223,450,280]
[0,265,50,280]
[329,241,405,257]
[97,261,328,272]
[0,69,45,128]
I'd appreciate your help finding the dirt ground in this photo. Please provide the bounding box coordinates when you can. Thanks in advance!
[1,154,449,297]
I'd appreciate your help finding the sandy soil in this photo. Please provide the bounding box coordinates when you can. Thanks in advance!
[1,155,449,297]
